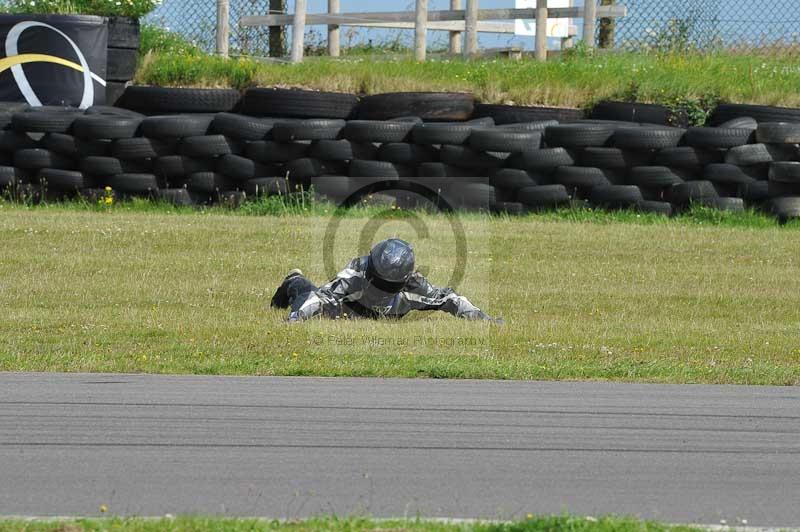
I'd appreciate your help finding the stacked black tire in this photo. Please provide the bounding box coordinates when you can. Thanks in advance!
[105,17,141,106]
[2,89,800,221]
[522,117,798,219]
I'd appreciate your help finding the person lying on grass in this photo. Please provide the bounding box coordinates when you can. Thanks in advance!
[271,238,504,323]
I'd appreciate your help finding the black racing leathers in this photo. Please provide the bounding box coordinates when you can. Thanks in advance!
[287,256,493,321]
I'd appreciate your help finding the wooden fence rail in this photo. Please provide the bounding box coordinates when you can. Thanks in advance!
[238,2,626,63]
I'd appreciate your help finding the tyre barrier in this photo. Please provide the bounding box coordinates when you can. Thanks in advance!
[106,17,141,106]
[2,89,800,221]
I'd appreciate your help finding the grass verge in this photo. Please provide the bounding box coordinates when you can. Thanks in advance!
[1,201,799,385]
[0,515,705,532]
[2,195,798,230]
[135,38,800,116]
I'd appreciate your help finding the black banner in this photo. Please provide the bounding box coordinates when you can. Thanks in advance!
[0,14,108,107]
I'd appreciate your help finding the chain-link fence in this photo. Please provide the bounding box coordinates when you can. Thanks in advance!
[144,0,274,56]
[145,0,800,57]
[611,0,800,54]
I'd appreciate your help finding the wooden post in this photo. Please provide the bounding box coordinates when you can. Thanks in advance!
[583,0,597,48]
[449,0,462,55]
[598,0,616,48]
[328,0,340,57]
[216,0,230,57]
[291,0,307,63]
[535,0,547,61]
[415,0,428,61]
[464,0,478,57]
[268,0,286,58]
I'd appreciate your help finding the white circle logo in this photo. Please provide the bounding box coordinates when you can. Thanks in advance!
[1,20,106,109]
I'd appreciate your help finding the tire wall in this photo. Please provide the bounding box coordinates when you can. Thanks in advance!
[3,88,800,221]
[105,17,140,106]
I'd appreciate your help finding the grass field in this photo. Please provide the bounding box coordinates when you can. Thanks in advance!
[1,201,799,385]
[0,515,704,532]
[135,26,800,118]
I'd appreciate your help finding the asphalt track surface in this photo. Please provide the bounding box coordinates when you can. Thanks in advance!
[1,373,799,525]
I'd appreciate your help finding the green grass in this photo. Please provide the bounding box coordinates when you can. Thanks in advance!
[1,0,159,18]
[134,45,800,118]
[140,25,204,58]
[3,193,798,229]
[2,200,800,385]
[0,515,705,532]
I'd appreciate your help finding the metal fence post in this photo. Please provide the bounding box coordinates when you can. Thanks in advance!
[449,0,463,55]
[268,0,287,58]
[291,0,307,63]
[583,0,597,48]
[216,0,230,57]
[328,0,340,57]
[598,0,616,48]
[464,0,479,57]
[415,0,428,61]
[535,0,547,61]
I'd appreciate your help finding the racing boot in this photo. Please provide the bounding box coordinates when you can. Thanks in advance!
[270,269,304,309]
